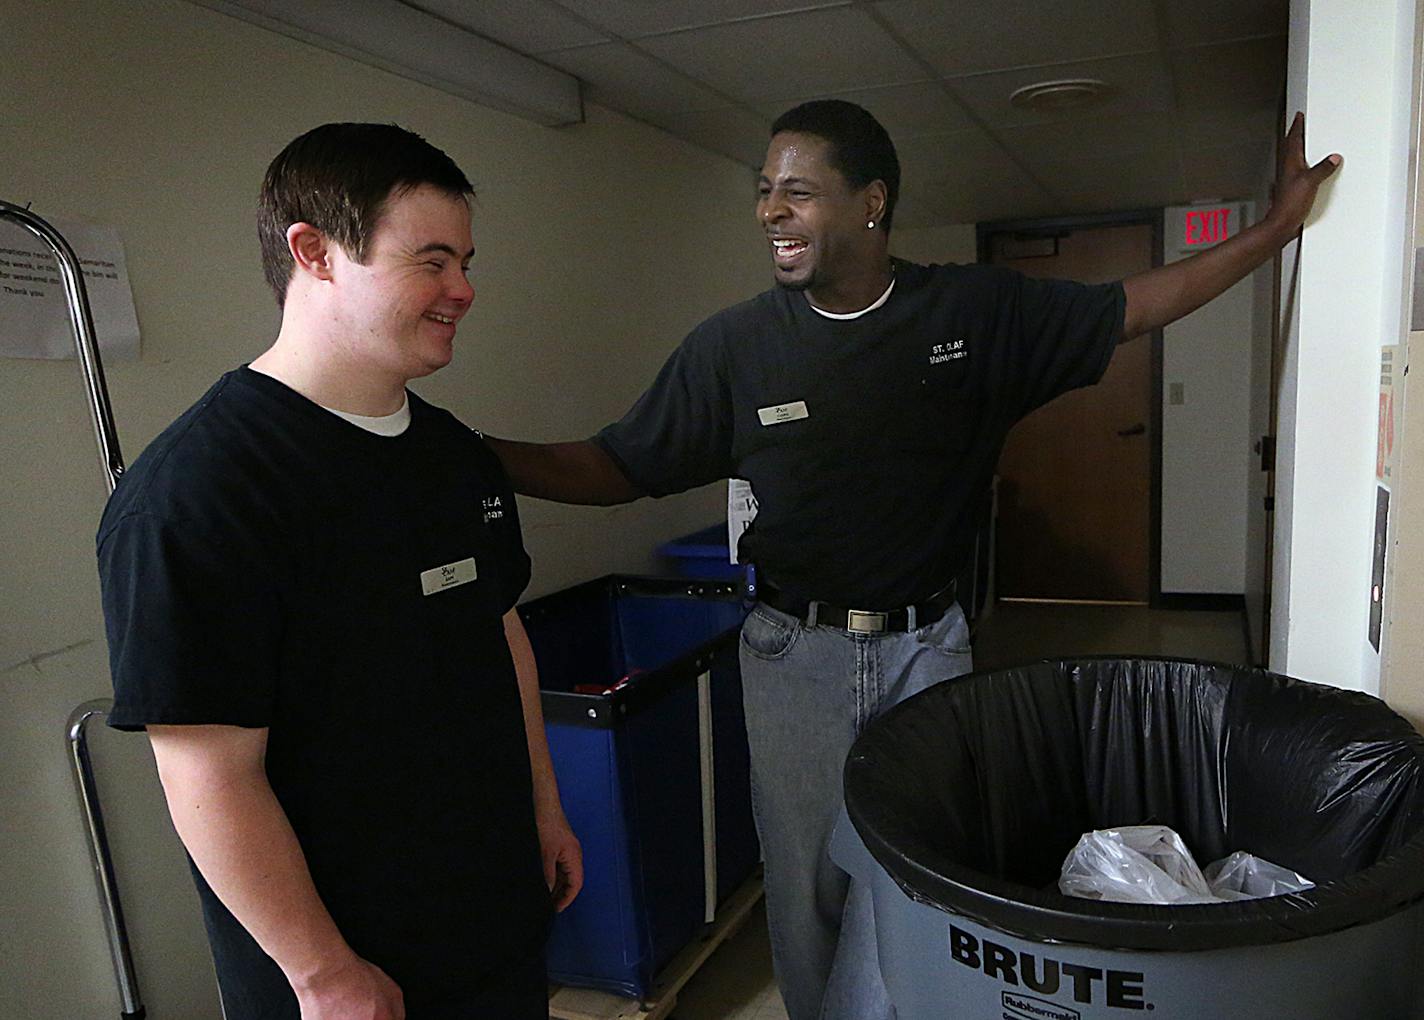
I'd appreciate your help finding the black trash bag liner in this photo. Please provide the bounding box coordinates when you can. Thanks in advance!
[844,657,1424,951]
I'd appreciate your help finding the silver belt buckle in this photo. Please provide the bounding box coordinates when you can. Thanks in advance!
[846,609,888,633]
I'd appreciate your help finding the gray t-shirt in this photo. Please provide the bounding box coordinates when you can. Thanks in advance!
[595,261,1124,607]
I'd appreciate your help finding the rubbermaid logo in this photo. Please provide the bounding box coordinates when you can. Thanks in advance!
[1004,992,1080,1020]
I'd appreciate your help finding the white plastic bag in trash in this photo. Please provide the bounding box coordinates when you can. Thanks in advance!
[1059,825,1217,904]
[1059,825,1314,904]
[1203,851,1314,900]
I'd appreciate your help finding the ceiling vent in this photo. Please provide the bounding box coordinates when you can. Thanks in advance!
[1009,78,1112,113]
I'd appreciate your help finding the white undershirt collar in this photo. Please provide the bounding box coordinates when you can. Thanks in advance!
[807,276,896,320]
[322,394,411,436]
[245,362,412,436]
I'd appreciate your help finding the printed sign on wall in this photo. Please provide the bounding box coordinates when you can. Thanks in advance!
[0,216,140,360]
[1378,346,1401,483]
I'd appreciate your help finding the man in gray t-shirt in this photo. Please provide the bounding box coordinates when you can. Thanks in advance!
[488,101,1340,1020]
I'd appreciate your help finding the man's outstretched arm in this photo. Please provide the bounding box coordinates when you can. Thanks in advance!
[486,437,644,505]
[1121,112,1342,341]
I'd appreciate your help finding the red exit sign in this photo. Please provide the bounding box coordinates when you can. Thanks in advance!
[1185,207,1231,246]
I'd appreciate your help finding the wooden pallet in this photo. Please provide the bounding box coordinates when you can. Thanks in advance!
[548,874,765,1020]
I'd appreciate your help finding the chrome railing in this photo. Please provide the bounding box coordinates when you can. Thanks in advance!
[67,702,143,1019]
[2,199,142,1018]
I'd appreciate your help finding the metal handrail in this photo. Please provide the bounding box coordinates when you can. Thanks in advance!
[0,200,124,491]
[68,702,144,1019]
[2,199,141,1018]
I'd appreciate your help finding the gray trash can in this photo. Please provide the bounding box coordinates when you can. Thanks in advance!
[834,657,1424,1019]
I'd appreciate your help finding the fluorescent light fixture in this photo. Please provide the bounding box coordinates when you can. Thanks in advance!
[188,0,583,127]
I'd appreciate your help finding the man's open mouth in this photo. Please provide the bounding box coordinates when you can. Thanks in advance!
[771,237,808,263]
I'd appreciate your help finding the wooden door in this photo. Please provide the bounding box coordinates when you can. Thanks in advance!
[989,224,1155,602]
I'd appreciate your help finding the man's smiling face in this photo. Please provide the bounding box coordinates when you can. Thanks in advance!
[757,131,875,299]
[329,183,476,380]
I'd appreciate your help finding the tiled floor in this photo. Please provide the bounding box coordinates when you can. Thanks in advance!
[669,601,1249,1020]
[669,905,788,1020]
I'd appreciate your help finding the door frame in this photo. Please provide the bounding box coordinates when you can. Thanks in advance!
[976,208,1167,607]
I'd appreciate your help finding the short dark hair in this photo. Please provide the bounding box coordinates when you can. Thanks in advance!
[771,100,900,231]
[257,123,473,306]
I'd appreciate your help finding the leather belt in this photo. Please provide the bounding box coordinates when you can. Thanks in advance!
[759,580,958,634]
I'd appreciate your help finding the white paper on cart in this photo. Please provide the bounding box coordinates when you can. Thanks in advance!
[727,478,759,564]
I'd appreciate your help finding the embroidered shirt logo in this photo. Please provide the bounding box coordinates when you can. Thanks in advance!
[482,495,505,523]
[929,339,967,365]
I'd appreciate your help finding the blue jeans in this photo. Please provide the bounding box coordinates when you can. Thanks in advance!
[739,600,974,1020]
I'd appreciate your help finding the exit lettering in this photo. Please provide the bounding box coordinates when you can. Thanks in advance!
[1185,208,1230,246]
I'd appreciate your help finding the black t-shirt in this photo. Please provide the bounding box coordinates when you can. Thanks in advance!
[595,261,1124,607]
[96,367,550,1006]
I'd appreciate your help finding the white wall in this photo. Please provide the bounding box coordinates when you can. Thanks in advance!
[0,2,771,1015]
[1271,0,1418,689]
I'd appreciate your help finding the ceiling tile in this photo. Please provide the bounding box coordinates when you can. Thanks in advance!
[894,128,1013,193]
[404,0,608,53]
[1175,106,1281,157]
[319,0,1284,229]
[871,0,1159,77]
[1171,37,1287,112]
[896,128,1058,223]
[945,53,1175,130]
[1162,0,1288,47]
[1035,149,1186,214]
[926,169,1061,224]
[540,42,732,116]
[998,111,1180,167]
[662,107,775,168]
[754,81,971,141]
[1181,143,1275,203]
[635,7,924,103]
[551,0,851,40]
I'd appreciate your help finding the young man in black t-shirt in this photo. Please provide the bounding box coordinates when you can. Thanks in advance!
[486,101,1340,1020]
[97,123,581,1020]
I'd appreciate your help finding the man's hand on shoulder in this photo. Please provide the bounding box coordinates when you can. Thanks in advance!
[293,953,405,1020]
[485,436,643,505]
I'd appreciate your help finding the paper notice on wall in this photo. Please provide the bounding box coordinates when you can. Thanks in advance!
[1377,345,1401,484]
[0,216,140,360]
[727,478,759,564]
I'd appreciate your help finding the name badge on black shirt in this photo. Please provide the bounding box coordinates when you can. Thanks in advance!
[758,401,809,426]
[420,557,478,595]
